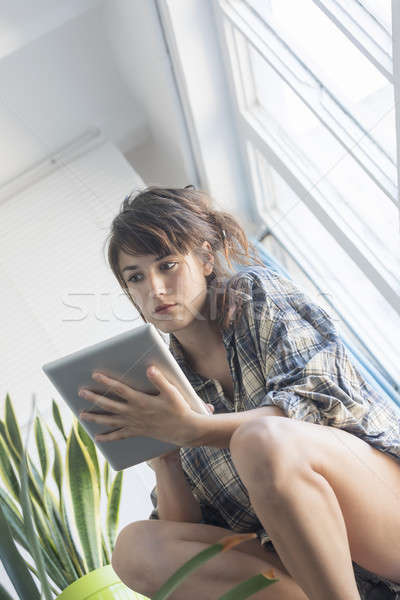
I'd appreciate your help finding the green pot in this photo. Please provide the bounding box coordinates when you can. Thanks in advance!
[56,564,149,600]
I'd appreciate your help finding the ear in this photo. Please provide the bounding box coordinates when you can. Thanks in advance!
[201,240,214,276]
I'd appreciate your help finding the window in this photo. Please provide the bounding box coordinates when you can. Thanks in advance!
[215,0,399,390]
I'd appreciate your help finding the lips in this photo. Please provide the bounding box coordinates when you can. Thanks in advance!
[155,303,177,313]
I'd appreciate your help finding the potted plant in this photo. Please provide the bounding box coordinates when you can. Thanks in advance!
[0,393,146,599]
[0,393,279,599]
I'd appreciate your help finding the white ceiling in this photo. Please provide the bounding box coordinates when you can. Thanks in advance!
[0,0,192,188]
[0,0,101,59]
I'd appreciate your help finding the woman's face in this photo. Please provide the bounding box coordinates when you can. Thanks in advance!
[117,242,214,333]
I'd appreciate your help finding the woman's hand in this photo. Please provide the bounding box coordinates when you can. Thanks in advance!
[78,367,211,446]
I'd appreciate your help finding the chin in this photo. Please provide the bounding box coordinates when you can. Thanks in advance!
[151,314,180,329]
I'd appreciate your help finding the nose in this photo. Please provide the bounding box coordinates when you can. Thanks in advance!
[147,271,169,298]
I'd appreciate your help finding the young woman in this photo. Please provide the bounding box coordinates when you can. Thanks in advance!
[79,186,400,600]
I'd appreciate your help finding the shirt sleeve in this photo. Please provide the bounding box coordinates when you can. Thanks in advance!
[241,269,371,429]
[148,484,159,520]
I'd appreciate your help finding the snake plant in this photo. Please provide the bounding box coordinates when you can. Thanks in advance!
[0,393,123,598]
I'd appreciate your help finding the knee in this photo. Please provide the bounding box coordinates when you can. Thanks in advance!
[111,520,156,593]
[229,418,298,486]
[229,416,288,458]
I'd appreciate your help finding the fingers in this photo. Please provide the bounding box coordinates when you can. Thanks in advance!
[146,366,174,392]
[78,386,128,414]
[95,427,129,442]
[90,372,137,404]
[79,410,125,427]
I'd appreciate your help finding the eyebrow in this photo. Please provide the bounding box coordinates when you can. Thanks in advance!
[121,254,167,274]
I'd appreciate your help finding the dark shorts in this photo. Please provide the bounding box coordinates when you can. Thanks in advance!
[256,530,400,599]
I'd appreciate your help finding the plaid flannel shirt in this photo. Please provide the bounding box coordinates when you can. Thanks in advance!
[148,265,400,597]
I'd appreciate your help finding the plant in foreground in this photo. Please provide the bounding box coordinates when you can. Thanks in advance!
[0,393,126,598]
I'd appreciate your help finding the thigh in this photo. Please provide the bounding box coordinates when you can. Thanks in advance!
[254,417,400,583]
[307,423,400,583]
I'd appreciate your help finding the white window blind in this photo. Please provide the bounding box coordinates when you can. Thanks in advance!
[215,0,400,390]
[0,140,147,420]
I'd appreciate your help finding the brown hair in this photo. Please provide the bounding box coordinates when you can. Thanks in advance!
[104,185,265,332]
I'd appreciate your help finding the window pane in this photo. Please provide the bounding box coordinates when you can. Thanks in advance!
[358,0,392,32]
[263,0,396,161]
[258,232,396,386]
[249,46,398,288]
[248,142,400,384]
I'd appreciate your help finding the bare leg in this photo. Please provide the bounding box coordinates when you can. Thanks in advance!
[234,458,361,600]
[112,521,310,600]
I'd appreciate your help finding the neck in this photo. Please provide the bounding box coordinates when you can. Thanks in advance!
[171,286,225,365]
[172,316,224,365]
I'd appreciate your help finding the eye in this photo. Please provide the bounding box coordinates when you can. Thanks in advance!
[127,262,177,284]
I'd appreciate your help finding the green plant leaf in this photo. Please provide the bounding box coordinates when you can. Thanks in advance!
[106,470,123,552]
[42,485,79,582]
[103,460,110,496]
[76,419,100,495]
[59,493,86,577]
[0,420,21,474]
[0,434,20,502]
[152,542,222,600]
[218,572,280,599]
[0,491,28,550]
[25,456,49,516]
[4,393,23,458]
[0,485,21,520]
[46,427,63,506]
[52,399,67,442]
[0,493,64,592]
[0,420,7,446]
[28,485,72,582]
[24,561,60,597]
[28,500,70,591]
[30,497,58,556]
[152,533,272,600]
[34,417,49,481]
[1,416,49,518]
[45,427,86,577]
[18,395,53,600]
[0,582,15,600]
[29,470,49,516]
[66,421,102,572]
[101,533,111,565]
[0,500,41,600]
[52,499,85,579]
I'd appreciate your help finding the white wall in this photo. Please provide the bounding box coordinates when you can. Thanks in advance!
[102,0,196,186]
[0,2,152,188]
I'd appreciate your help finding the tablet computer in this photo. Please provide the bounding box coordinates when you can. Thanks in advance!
[42,323,210,470]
